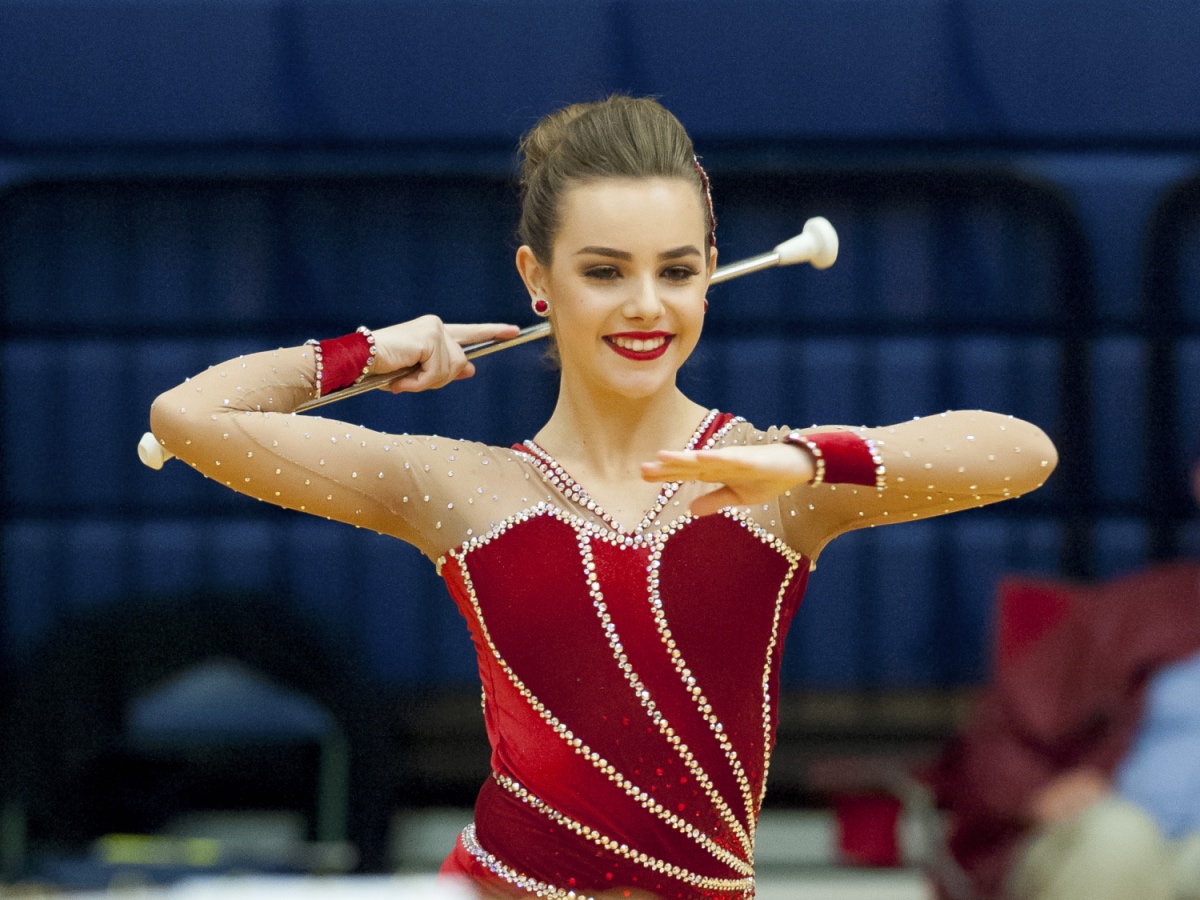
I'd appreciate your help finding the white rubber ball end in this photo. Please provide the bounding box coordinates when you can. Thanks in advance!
[138,431,170,470]
[774,217,839,269]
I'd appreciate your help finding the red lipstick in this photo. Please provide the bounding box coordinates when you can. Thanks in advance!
[604,332,673,361]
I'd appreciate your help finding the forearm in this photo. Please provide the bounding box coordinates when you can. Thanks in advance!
[150,344,316,452]
[781,410,1057,554]
[872,410,1056,501]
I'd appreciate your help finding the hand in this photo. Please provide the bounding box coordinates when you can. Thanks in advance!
[641,443,815,517]
[371,316,520,393]
[1029,768,1111,826]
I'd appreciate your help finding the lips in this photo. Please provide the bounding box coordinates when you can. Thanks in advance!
[605,332,673,360]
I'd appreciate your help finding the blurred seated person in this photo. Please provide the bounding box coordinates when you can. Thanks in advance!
[933,467,1200,900]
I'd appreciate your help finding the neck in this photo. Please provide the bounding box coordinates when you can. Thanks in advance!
[535,373,708,480]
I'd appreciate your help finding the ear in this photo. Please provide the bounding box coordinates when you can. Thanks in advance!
[707,245,719,280]
[515,245,549,300]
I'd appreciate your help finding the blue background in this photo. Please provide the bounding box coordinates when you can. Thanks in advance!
[3,0,1200,695]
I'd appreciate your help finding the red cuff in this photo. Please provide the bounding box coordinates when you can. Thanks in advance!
[308,328,377,397]
[785,430,886,489]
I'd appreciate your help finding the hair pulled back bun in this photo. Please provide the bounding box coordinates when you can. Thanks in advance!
[517,95,714,263]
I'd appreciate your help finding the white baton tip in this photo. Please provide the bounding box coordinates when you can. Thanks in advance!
[138,431,172,470]
[774,216,839,269]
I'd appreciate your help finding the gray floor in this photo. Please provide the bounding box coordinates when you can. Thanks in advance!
[16,809,933,899]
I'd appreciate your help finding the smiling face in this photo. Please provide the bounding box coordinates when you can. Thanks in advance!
[517,176,715,404]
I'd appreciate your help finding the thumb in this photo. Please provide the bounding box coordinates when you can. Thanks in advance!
[690,485,737,518]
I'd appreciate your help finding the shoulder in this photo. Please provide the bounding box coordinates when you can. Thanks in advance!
[707,418,792,448]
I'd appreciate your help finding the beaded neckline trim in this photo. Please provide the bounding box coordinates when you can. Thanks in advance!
[516,410,742,535]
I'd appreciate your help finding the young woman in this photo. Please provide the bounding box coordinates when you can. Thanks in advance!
[149,96,1057,899]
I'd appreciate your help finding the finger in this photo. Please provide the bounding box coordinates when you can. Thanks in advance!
[422,336,470,389]
[388,362,445,393]
[658,448,754,471]
[641,458,709,482]
[642,454,688,474]
[444,323,522,345]
[690,486,738,517]
[384,371,422,393]
[396,344,462,393]
[642,450,692,477]
[645,465,728,484]
[650,450,702,467]
[645,455,750,484]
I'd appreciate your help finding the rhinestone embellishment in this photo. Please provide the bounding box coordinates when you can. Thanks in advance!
[517,410,743,535]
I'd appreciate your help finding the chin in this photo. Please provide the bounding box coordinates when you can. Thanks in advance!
[566,349,688,400]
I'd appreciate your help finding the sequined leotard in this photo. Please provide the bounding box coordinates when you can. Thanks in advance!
[150,345,1056,899]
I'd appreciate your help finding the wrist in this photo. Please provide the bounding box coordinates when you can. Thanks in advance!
[783,432,826,485]
[305,326,378,398]
[783,430,886,489]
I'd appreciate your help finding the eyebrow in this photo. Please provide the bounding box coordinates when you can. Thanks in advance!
[576,245,702,261]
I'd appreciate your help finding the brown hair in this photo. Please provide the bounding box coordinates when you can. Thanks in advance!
[516,96,714,263]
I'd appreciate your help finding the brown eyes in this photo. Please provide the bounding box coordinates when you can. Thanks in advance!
[581,265,699,283]
[663,265,699,283]
[583,265,621,281]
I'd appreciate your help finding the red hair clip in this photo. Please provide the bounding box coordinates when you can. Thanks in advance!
[693,156,717,249]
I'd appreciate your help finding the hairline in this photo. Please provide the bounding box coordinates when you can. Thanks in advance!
[531,173,712,266]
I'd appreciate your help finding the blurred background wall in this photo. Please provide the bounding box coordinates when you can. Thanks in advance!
[2,0,1200,880]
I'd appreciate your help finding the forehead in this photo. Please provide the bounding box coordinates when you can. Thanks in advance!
[555,177,706,247]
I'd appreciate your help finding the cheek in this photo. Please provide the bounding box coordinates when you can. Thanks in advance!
[547,302,604,354]
[547,275,598,314]
[677,322,704,355]
[679,292,708,327]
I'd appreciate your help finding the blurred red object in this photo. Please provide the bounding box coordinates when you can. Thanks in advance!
[994,576,1078,668]
[835,792,903,867]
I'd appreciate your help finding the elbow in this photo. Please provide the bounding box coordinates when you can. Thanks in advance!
[1029,424,1059,485]
[1008,420,1058,494]
[148,392,169,445]
[1043,441,1059,482]
[148,387,191,455]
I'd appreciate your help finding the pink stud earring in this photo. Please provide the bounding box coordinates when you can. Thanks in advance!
[703,298,709,313]
[533,298,550,315]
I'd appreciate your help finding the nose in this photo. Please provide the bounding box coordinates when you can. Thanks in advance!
[623,272,665,321]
